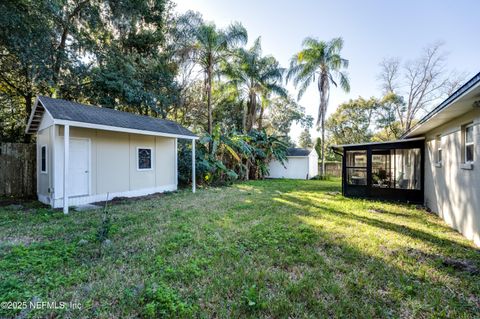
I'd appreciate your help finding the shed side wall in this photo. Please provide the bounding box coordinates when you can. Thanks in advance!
[53,127,176,205]
[268,157,309,179]
[36,126,52,200]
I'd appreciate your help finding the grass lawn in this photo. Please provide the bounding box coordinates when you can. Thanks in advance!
[1,179,479,318]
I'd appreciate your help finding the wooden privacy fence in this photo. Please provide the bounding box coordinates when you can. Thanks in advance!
[0,143,36,197]
[320,161,342,177]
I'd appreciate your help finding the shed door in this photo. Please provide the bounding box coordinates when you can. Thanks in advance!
[69,139,89,197]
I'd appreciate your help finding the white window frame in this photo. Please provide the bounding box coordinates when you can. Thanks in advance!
[465,123,474,163]
[137,147,153,171]
[40,144,48,174]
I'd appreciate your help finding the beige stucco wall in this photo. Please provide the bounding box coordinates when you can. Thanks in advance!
[52,126,177,201]
[424,108,480,246]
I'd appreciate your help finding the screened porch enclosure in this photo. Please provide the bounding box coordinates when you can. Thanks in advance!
[337,138,424,203]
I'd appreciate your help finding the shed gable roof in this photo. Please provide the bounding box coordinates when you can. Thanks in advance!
[286,148,313,157]
[27,96,197,138]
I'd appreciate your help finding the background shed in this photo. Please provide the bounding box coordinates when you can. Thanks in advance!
[267,148,318,179]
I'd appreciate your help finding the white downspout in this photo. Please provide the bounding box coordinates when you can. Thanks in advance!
[63,125,70,214]
[174,138,178,188]
[192,139,196,193]
[49,125,55,206]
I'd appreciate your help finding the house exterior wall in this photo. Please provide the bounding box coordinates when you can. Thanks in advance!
[268,157,310,179]
[39,125,177,208]
[423,108,480,246]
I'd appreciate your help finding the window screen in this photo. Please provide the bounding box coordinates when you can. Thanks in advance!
[370,148,421,190]
[346,150,367,185]
[394,148,421,190]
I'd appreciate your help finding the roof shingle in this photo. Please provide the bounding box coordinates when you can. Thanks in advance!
[37,96,196,138]
[286,148,312,157]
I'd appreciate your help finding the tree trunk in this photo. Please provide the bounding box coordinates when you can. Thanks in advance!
[246,92,256,132]
[54,0,89,85]
[245,100,251,131]
[24,94,33,143]
[258,106,264,130]
[242,102,247,133]
[318,71,330,178]
[321,118,325,178]
[206,68,213,136]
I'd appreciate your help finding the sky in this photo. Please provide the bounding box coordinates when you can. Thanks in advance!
[173,0,480,143]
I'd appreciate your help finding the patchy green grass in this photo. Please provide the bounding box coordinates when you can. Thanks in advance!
[1,179,479,318]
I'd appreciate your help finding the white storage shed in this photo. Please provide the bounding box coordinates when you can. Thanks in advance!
[26,96,198,214]
[268,148,318,179]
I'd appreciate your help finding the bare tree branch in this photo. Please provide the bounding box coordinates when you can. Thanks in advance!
[378,57,400,93]
[377,42,467,133]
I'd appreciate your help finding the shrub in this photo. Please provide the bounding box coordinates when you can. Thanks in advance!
[140,282,196,318]
[178,126,288,186]
[96,201,111,243]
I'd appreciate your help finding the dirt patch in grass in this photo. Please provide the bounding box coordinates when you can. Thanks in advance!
[92,191,170,207]
[402,247,479,275]
[0,236,38,247]
[442,258,479,275]
[0,197,46,208]
[325,191,341,196]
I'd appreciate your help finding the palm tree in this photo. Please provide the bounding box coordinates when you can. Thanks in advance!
[226,38,287,132]
[287,37,350,178]
[191,22,247,135]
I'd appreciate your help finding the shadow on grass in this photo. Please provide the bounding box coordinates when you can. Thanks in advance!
[245,191,480,316]
[279,192,476,252]
[1,180,479,318]
[205,187,480,316]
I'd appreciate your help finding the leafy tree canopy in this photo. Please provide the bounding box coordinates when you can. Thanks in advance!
[326,97,378,146]
[298,129,313,148]
[0,0,174,141]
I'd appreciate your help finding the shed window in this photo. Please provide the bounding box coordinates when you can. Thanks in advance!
[137,148,152,170]
[346,150,367,185]
[464,124,474,163]
[41,145,47,173]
